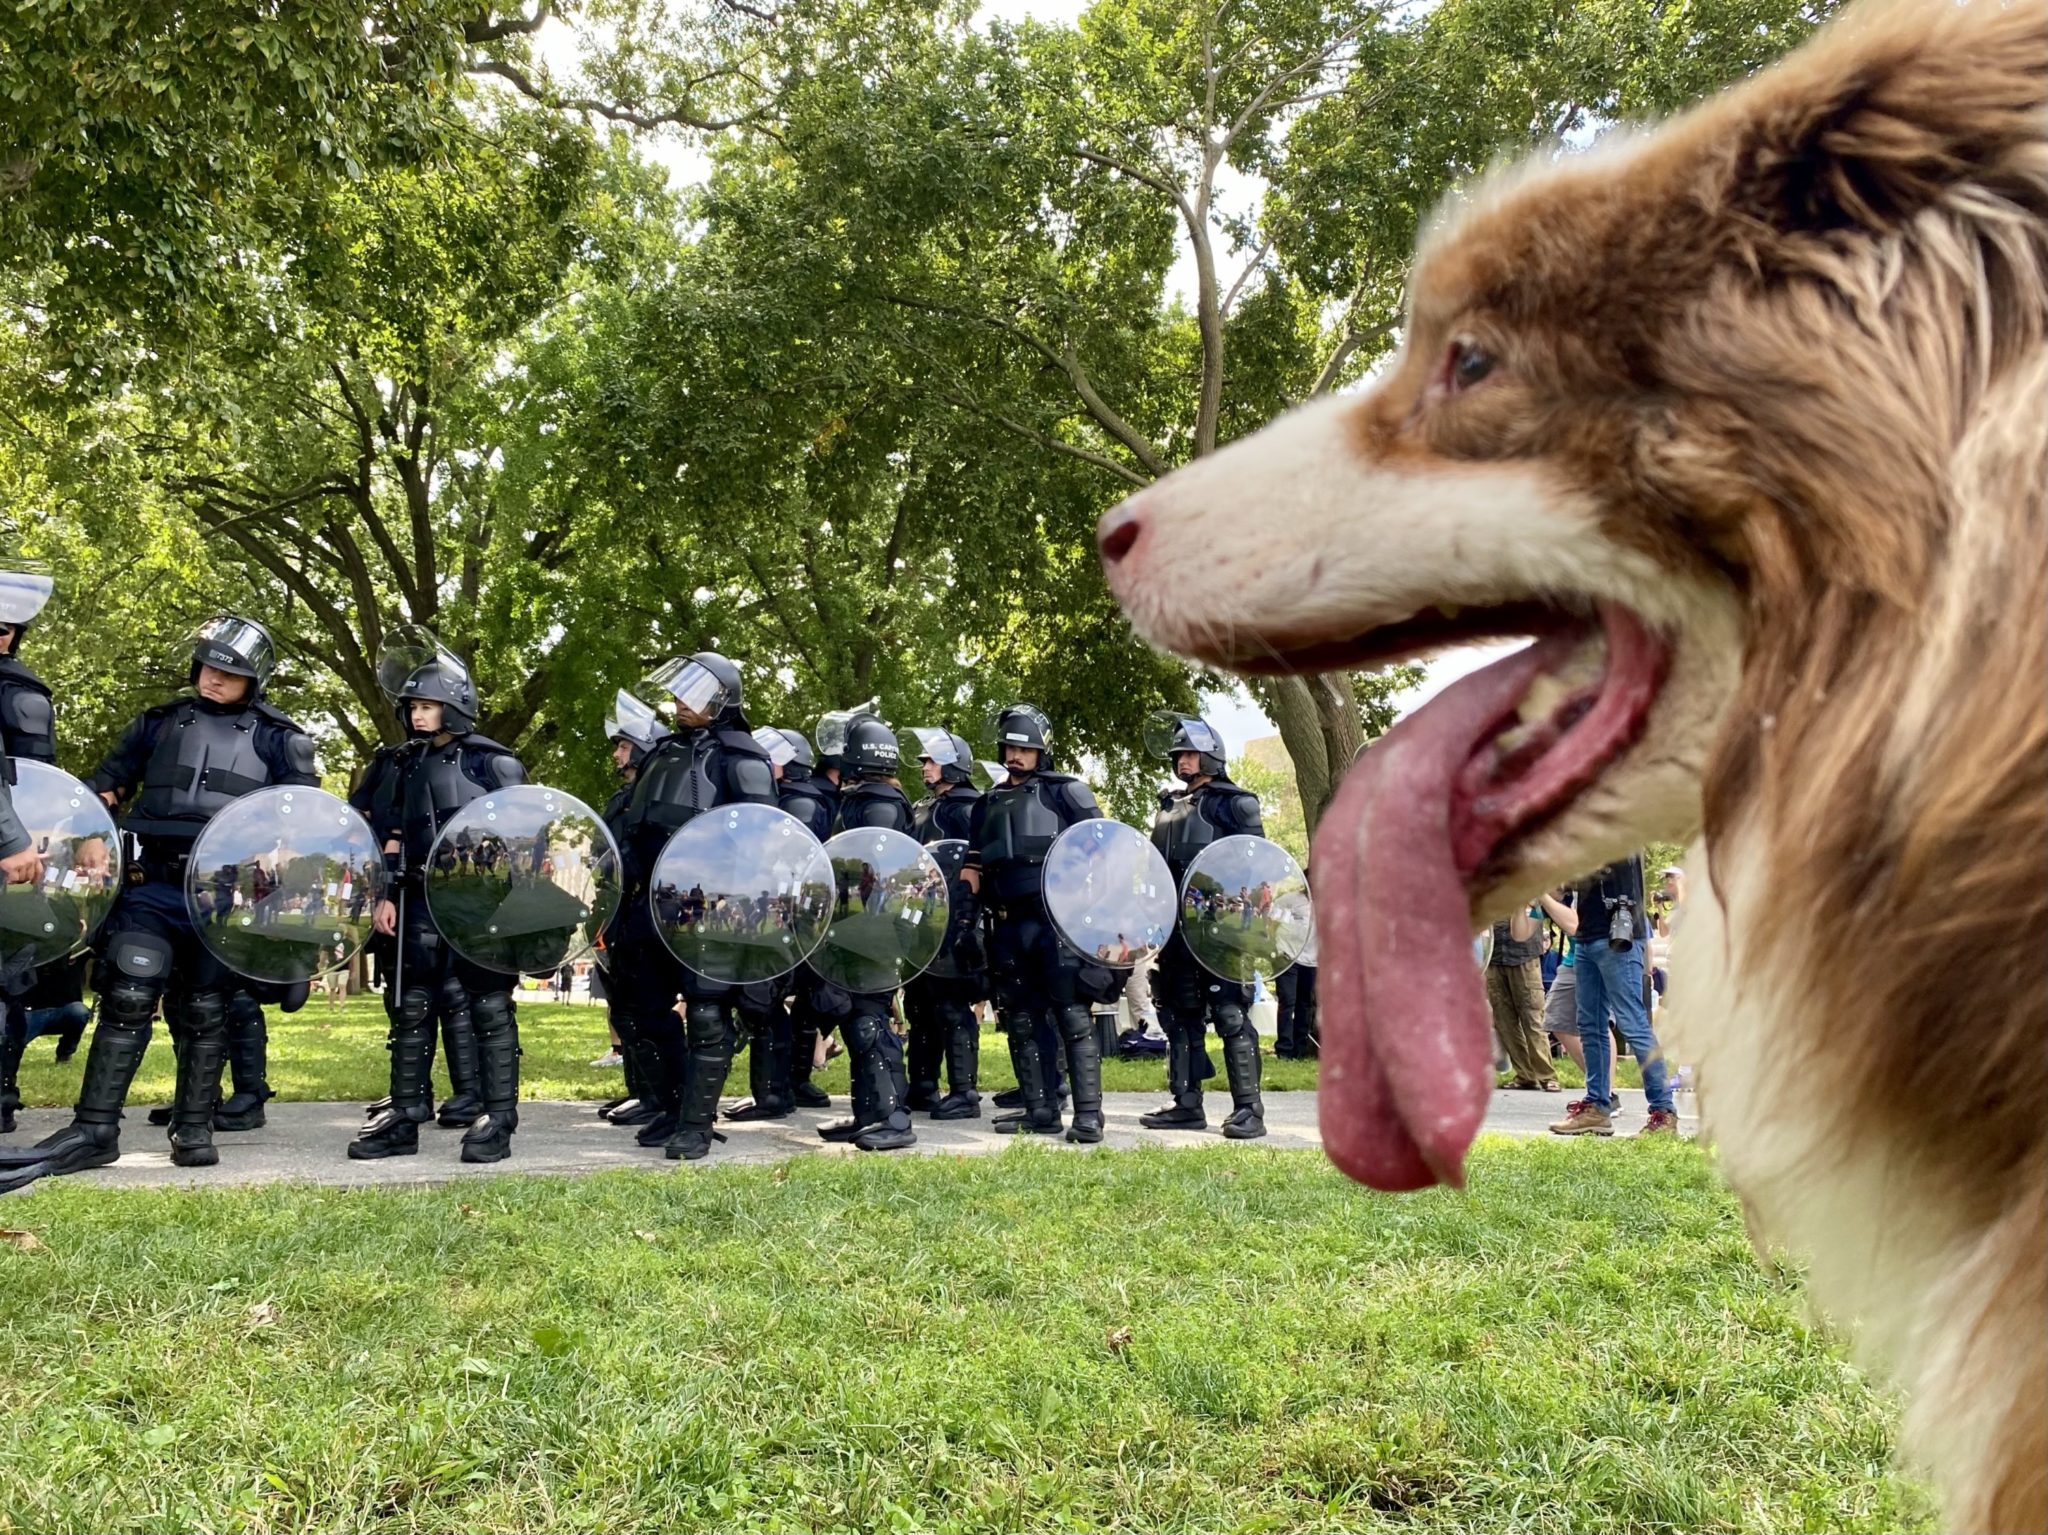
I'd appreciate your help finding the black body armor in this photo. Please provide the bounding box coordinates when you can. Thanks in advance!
[0,658,55,763]
[128,702,278,838]
[778,776,837,842]
[1151,779,1263,881]
[398,735,524,869]
[835,781,913,836]
[912,784,980,844]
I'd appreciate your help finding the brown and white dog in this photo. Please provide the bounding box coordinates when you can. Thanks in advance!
[1099,2,2047,1527]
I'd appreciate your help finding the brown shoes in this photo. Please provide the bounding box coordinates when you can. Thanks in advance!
[1549,1099,1615,1136]
[1638,1108,1681,1136]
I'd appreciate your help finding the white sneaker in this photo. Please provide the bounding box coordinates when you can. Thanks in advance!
[590,1050,623,1068]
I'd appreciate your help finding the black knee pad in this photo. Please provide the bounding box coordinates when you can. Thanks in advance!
[396,986,435,1030]
[225,992,264,1031]
[100,977,162,1031]
[683,1000,729,1050]
[177,988,227,1035]
[1054,1005,1095,1043]
[1211,1001,1254,1040]
[99,930,173,1007]
[438,973,470,1016]
[471,990,515,1038]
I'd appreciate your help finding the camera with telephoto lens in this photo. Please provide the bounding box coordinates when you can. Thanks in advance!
[1604,894,1636,946]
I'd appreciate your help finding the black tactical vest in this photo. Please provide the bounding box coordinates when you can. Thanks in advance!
[778,777,837,842]
[0,659,55,763]
[979,777,1066,874]
[627,729,723,838]
[912,786,978,845]
[400,739,502,867]
[129,701,274,833]
[1152,787,1225,879]
[836,781,912,836]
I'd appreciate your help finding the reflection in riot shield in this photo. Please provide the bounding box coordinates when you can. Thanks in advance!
[1178,835,1313,985]
[810,828,948,994]
[650,804,833,984]
[184,787,383,984]
[424,786,620,975]
[0,761,122,973]
[918,838,976,981]
[1042,819,1175,968]
[1474,929,1494,968]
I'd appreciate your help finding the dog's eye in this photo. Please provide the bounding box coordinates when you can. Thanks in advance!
[1447,339,1497,392]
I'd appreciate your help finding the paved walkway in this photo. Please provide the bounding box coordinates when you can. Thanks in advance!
[1,1086,1688,1191]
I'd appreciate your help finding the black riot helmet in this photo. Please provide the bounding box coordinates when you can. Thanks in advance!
[646,651,743,724]
[751,726,816,780]
[0,563,54,653]
[984,702,1053,772]
[398,650,478,734]
[905,726,974,787]
[606,689,664,771]
[815,700,879,775]
[1145,710,1227,781]
[845,715,901,780]
[187,614,278,693]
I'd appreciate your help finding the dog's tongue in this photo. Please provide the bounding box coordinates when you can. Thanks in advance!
[1313,636,1568,1192]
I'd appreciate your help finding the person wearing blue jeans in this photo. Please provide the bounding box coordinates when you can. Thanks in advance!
[1551,856,1679,1137]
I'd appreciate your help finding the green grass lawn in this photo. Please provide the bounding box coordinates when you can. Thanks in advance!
[10,995,1643,1109]
[0,1141,1926,1533]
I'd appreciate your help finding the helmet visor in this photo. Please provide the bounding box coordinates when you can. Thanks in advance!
[0,565,55,626]
[905,726,961,767]
[983,703,1051,750]
[644,658,730,717]
[190,616,276,684]
[751,726,797,767]
[1144,710,1221,760]
[816,708,865,758]
[606,690,663,749]
[375,624,446,702]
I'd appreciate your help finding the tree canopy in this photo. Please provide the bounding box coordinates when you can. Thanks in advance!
[2,0,1835,817]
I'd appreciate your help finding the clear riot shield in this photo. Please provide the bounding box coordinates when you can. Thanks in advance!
[917,837,977,980]
[184,787,383,984]
[424,786,620,975]
[1042,818,1175,968]
[649,804,833,984]
[1178,834,1313,985]
[809,827,948,994]
[0,761,122,974]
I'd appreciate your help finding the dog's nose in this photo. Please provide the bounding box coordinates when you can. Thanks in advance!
[1098,501,1144,564]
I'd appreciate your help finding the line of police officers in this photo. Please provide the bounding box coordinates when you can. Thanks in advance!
[1,585,1270,1188]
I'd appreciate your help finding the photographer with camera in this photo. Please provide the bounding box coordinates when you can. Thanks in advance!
[1549,854,1679,1138]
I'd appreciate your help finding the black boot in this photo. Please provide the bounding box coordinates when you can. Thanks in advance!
[213,994,272,1131]
[904,998,942,1113]
[725,1013,793,1121]
[850,1013,916,1152]
[931,1005,981,1120]
[0,994,152,1188]
[349,1000,436,1160]
[167,993,228,1168]
[1141,1012,1208,1130]
[460,993,519,1163]
[1056,1006,1105,1144]
[665,1001,733,1161]
[1217,1004,1266,1140]
[994,1011,1062,1135]
[436,980,483,1127]
[788,1017,831,1108]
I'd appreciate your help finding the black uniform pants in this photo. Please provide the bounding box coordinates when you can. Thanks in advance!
[903,972,982,1102]
[609,899,737,1129]
[1275,963,1318,1057]
[1153,932,1262,1115]
[381,901,518,1122]
[987,900,1101,1125]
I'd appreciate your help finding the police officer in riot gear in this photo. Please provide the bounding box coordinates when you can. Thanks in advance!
[814,712,919,1152]
[904,728,984,1119]
[609,652,777,1161]
[772,725,842,1111]
[348,646,528,1163]
[0,616,318,1186]
[1142,713,1268,1139]
[722,726,830,1123]
[962,704,1111,1142]
[595,691,665,1128]
[0,566,59,1133]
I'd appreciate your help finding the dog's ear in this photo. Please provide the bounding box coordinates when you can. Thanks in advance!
[1700,0,2048,237]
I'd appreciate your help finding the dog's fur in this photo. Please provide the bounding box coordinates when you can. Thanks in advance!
[1100,2,2048,1527]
